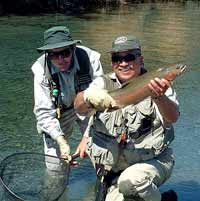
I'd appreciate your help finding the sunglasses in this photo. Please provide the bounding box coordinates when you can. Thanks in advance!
[48,48,72,60]
[111,53,140,63]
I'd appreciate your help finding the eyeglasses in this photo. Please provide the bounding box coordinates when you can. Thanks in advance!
[48,48,72,60]
[111,53,140,63]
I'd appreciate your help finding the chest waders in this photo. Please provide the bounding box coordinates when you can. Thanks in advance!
[93,70,159,201]
[92,74,120,201]
[45,47,92,119]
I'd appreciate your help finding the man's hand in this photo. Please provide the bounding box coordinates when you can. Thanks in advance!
[56,135,71,160]
[148,77,179,123]
[84,87,117,111]
[148,77,170,98]
[75,136,88,158]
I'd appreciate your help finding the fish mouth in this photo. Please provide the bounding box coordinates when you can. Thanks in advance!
[176,64,187,75]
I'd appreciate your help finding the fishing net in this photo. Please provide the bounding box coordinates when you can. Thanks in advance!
[0,152,71,201]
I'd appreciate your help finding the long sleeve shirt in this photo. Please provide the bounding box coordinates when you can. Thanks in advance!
[32,45,103,140]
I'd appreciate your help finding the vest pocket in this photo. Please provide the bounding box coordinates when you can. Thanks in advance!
[86,132,119,167]
[128,116,153,139]
[123,142,155,164]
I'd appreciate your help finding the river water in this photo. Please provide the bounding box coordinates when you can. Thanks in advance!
[0,1,200,200]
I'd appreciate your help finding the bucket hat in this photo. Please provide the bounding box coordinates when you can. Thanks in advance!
[37,26,81,52]
[110,35,141,53]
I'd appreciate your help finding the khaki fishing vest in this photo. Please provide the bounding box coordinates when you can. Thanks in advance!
[88,74,174,169]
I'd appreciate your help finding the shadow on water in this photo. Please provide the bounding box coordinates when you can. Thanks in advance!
[161,180,200,201]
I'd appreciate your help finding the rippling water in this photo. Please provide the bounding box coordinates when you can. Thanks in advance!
[0,1,200,200]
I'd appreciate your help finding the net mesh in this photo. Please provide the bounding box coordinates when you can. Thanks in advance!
[0,152,70,201]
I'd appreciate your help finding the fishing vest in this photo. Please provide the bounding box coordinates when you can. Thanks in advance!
[88,74,174,169]
[45,47,92,119]
[47,47,92,92]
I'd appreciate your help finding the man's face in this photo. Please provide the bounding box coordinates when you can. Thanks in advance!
[111,50,143,83]
[48,46,73,71]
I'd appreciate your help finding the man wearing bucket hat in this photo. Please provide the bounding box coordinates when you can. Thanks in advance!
[74,34,179,201]
[31,26,103,167]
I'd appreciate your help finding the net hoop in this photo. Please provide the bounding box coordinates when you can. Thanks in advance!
[0,152,74,201]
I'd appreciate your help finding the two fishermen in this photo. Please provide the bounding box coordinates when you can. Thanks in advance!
[32,26,178,200]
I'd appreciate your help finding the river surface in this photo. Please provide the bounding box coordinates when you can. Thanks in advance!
[0,1,200,200]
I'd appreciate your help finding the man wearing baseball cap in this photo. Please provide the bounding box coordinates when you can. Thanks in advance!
[74,34,179,201]
[31,26,103,169]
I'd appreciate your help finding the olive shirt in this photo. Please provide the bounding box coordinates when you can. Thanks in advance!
[32,45,103,140]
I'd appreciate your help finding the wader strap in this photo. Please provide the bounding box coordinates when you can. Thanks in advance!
[75,47,92,92]
[101,73,119,91]
[45,56,62,118]
[95,164,122,201]
[95,164,108,201]
[95,176,107,201]
[46,57,60,90]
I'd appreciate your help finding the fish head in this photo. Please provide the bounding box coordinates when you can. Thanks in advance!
[175,63,187,75]
[164,63,187,81]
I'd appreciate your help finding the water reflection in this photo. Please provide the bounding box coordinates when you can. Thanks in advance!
[0,1,200,200]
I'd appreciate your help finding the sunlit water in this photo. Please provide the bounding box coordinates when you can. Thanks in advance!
[0,1,200,200]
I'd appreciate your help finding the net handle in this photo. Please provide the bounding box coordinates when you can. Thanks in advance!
[71,153,79,160]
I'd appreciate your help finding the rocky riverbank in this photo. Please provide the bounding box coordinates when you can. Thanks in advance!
[0,0,125,15]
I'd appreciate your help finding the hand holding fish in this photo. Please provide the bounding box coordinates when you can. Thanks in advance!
[109,64,187,108]
[148,77,170,99]
[147,75,181,123]
[84,87,117,111]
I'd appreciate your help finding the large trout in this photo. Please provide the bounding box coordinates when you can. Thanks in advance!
[109,64,187,109]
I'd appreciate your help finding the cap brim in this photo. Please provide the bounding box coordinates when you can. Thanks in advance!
[37,40,81,53]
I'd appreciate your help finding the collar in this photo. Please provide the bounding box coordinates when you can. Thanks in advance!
[108,72,123,87]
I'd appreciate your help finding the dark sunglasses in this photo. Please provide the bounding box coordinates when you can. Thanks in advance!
[48,48,72,60]
[111,53,140,63]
